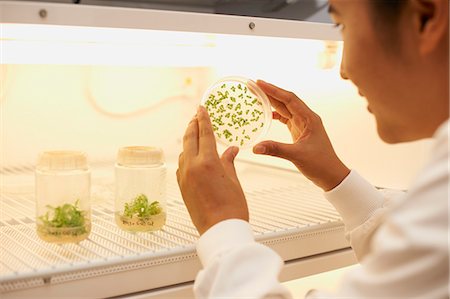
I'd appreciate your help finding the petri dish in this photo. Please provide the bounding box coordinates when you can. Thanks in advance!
[201,76,272,149]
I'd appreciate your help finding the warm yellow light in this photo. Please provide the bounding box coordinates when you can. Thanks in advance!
[1,23,342,68]
[1,23,216,46]
[1,23,219,65]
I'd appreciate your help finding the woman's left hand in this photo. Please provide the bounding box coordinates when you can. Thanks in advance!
[176,106,249,235]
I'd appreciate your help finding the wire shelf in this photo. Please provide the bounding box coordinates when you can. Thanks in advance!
[0,161,344,294]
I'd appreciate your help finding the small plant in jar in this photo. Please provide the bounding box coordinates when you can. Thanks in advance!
[115,146,167,232]
[37,199,90,242]
[35,150,91,244]
[116,194,166,232]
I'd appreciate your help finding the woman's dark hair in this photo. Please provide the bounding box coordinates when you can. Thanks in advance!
[369,0,407,47]
[370,0,406,25]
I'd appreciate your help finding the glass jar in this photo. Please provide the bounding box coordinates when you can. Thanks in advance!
[115,146,167,232]
[35,151,91,243]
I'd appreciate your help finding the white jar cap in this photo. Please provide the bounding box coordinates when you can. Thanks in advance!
[37,151,88,171]
[117,146,164,166]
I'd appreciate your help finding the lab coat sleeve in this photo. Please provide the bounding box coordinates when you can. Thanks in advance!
[195,219,293,299]
[193,171,401,299]
[324,170,399,261]
[307,126,449,298]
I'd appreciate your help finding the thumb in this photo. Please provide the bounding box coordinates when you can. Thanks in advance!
[253,141,297,161]
[221,146,239,178]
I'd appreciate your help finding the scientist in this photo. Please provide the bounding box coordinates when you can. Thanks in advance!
[176,0,449,298]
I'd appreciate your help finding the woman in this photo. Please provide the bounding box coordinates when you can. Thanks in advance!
[177,0,449,297]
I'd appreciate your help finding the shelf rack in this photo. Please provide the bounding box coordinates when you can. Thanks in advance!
[0,161,353,298]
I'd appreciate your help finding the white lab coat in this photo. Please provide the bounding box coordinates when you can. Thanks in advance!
[194,119,449,299]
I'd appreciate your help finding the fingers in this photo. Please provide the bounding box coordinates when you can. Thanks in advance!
[257,80,313,116]
[176,168,180,184]
[221,146,239,169]
[253,140,296,161]
[177,150,185,189]
[273,111,289,124]
[249,79,291,119]
[178,151,184,167]
[221,146,240,184]
[183,116,199,157]
[197,105,217,155]
[267,95,292,119]
[221,146,238,161]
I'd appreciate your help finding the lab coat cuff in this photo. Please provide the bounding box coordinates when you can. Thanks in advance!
[324,170,385,231]
[196,219,255,267]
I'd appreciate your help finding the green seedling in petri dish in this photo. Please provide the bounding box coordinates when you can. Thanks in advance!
[205,81,265,147]
[123,194,162,218]
[39,199,87,235]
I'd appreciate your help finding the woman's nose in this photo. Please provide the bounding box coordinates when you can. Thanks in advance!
[340,69,349,80]
[340,52,349,80]
[340,61,349,80]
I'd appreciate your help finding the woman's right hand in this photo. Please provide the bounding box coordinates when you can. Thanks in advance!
[253,80,350,192]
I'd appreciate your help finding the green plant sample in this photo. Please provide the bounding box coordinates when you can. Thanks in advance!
[39,199,87,235]
[123,194,162,218]
[204,81,265,147]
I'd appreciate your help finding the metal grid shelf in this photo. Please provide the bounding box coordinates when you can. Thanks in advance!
[0,161,346,296]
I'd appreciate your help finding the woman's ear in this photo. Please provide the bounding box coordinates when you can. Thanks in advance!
[410,0,449,55]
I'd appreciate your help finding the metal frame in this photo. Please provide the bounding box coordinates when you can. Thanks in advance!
[0,1,340,40]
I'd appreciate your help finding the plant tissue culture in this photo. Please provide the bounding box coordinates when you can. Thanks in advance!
[202,77,271,149]
[37,199,91,243]
[115,194,166,232]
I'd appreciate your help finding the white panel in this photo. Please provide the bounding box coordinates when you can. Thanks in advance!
[1,1,341,40]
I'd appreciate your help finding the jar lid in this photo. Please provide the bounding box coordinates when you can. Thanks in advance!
[117,146,164,166]
[37,151,88,171]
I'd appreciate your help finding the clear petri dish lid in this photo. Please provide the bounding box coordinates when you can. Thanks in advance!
[201,76,272,149]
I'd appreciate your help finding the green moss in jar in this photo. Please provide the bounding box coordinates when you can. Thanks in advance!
[37,199,90,243]
[115,194,166,232]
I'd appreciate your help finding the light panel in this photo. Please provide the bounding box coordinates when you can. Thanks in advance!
[1,23,341,67]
